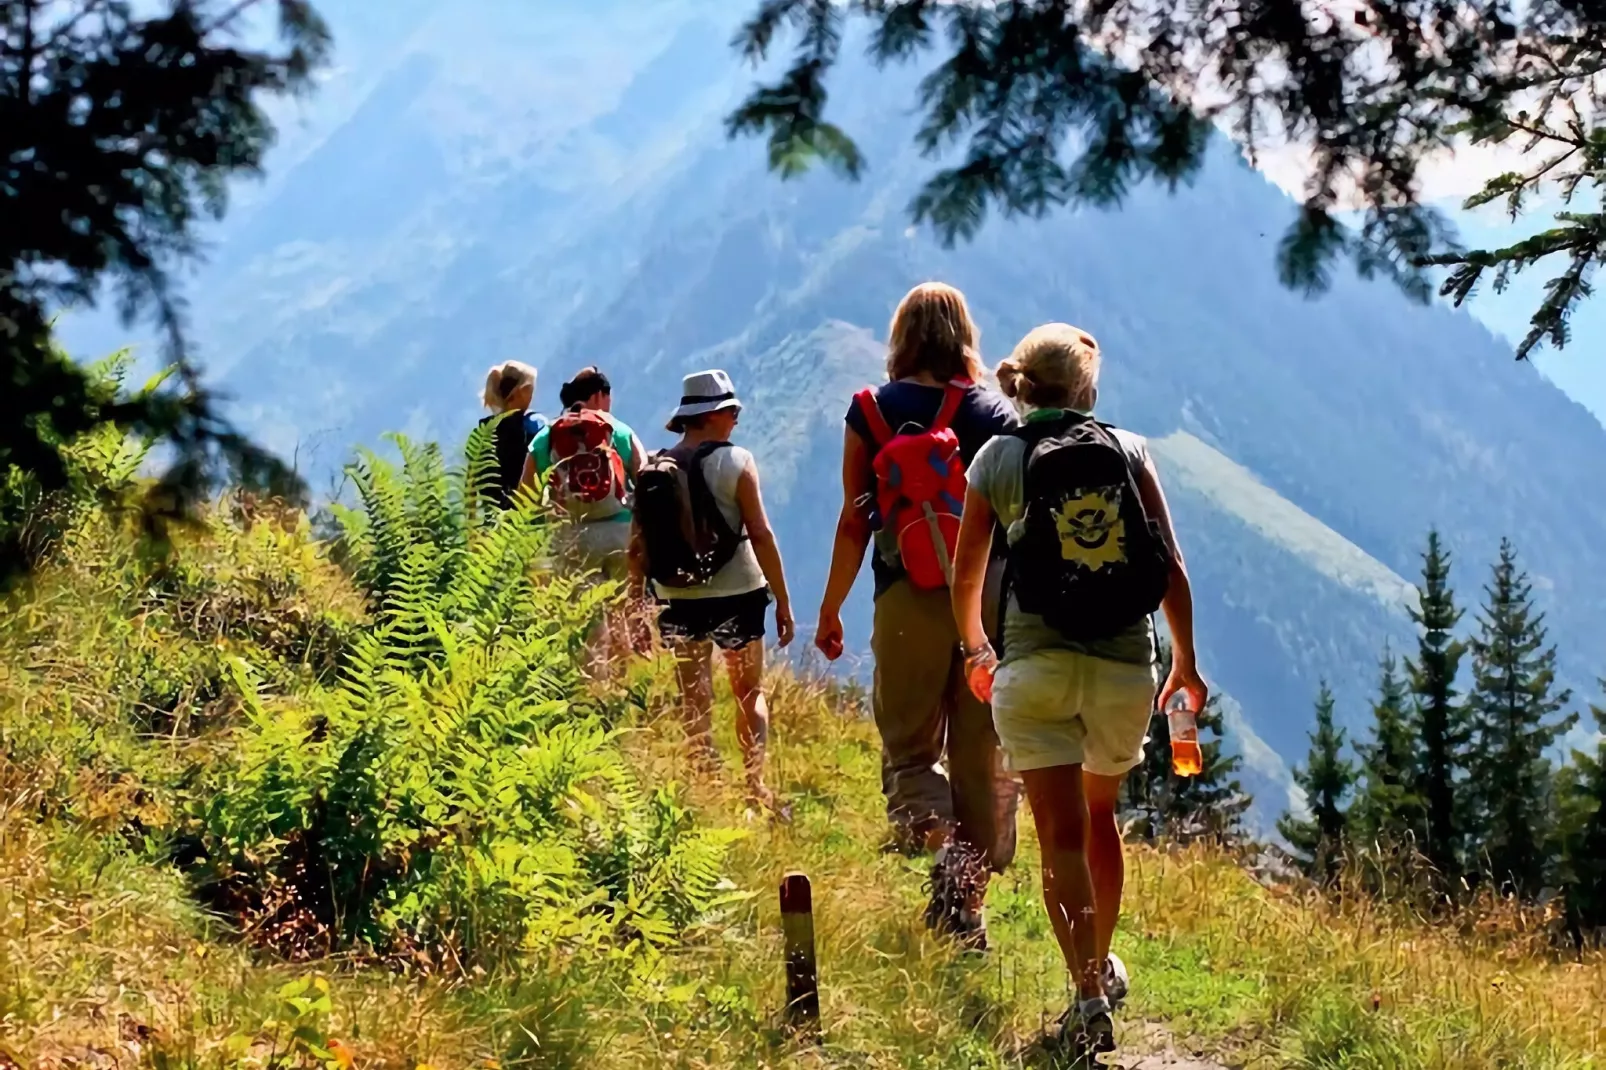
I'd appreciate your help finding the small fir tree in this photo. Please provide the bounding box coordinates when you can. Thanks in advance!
[1464,538,1577,898]
[1405,529,1471,883]
[1120,642,1251,844]
[1353,647,1426,852]
[1556,684,1606,944]
[1279,681,1356,883]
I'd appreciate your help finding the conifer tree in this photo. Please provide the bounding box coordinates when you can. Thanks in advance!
[1121,641,1251,843]
[733,2,1606,358]
[2,0,328,584]
[1353,647,1425,851]
[1405,530,1470,883]
[1556,684,1606,945]
[1278,682,1356,882]
[1464,538,1577,898]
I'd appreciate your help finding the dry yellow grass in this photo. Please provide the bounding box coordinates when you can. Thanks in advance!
[2,643,1602,1070]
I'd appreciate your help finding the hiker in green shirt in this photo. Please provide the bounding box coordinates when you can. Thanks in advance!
[521,366,647,674]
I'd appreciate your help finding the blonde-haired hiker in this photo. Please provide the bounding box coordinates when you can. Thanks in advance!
[477,360,546,509]
[952,323,1206,1053]
[631,371,795,812]
[815,281,1022,949]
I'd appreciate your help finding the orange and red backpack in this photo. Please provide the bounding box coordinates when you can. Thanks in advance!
[854,380,970,589]
[545,408,627,520]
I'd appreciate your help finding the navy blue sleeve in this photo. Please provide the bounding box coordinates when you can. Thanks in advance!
[844,394,872,445]
[975,387,1021,432]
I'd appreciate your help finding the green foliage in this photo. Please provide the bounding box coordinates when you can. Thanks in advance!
[1352,646,1426,853]
[1556,683,1606,944]
[1464,538,1577,898]
[2,1,329,586]
[1279,681,1355,883]
[196,433,743,966]
[0,351,161,577]
[730,1,1604,356]
[1406,528,1471,884]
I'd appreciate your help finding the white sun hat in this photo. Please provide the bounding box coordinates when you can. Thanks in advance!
[667,369,742,431]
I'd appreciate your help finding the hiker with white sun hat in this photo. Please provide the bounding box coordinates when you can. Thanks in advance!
[629,369,795,814]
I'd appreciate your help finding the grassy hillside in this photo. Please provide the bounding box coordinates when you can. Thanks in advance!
[2,423,1602,1070]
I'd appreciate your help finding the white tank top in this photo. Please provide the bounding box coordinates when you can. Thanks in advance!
[651,443,766,600]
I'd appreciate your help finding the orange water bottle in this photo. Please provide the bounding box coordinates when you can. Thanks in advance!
[1166,690,1203,777]
[963,644,998,704]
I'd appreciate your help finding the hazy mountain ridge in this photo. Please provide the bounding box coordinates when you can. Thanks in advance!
[54,2,1606,828]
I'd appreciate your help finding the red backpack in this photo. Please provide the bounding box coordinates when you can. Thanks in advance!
[545,409,627,520]
[854,380,970,589]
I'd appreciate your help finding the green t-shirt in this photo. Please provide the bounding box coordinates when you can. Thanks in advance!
[529,412,643,523]
[965,408,1157,667]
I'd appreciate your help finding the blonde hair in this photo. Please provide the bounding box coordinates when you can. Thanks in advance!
[481,360,537,411]
[886,282,985,383]
[997,323,1101,410]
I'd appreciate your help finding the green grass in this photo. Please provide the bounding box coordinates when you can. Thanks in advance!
[5,639,1605,1069]
[1,460,1601,1069]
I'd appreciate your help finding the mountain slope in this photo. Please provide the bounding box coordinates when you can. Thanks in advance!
[54,1,1606,822]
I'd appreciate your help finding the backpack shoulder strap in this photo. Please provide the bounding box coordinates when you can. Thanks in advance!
[854,388,895,446]
[930,379,970,433]
[692,440,733,461]
[683,441,742,541]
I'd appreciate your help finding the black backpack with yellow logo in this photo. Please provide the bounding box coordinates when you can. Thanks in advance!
[1005,412,1172,641]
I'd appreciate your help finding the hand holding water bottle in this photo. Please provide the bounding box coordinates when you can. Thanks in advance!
[1158,657,1208,777]
[962,641,999,704]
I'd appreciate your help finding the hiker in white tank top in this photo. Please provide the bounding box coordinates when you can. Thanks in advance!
[630,370,795,814]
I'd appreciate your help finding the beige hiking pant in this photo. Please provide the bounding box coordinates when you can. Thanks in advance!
[870,565,1020,873]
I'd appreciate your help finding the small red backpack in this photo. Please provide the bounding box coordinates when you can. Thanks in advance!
[854,380,970,589]
[545,408,627,520]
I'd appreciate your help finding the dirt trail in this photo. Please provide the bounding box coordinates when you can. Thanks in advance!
[1107,1024,1234,1070]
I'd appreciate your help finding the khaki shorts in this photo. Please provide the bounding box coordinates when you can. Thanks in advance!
[552,519,631,584]
[991,650,1158,775]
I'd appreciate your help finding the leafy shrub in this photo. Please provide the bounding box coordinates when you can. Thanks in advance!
[194,433,742,967]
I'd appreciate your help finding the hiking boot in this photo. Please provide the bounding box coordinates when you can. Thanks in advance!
[1103,952,1129,1008]
[923,845,989,952]
[1054,996,1116,1057]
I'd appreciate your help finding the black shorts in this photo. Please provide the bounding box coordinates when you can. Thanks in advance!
[657,587,770,651]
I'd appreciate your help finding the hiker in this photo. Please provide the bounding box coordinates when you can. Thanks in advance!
[814,281,1022,949]
[630,370,794,811]
[952,324,1206,1053]
[521,367,646,673]
[478,361,546,509]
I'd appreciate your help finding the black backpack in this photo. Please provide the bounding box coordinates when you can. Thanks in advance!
[634,441,744,589]
[1005,413,1172,641]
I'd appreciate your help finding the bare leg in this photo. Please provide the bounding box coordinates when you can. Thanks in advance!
[1021,764,1104,1000]
[1083,771,1126,964]
[723,641,773,805]
[671,638,719,770]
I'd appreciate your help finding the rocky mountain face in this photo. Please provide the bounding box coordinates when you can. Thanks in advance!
[59,0,1606,826]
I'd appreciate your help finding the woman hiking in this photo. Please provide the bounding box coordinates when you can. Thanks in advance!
[630,370,794,813]
[478,361,546,509]
[952,324,1206,1053]
[521,367,645,677]
[814,281,1021,949]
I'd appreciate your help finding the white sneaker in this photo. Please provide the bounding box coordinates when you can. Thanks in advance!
[1056,995,1116,1055]
[1103,953,1130,1008]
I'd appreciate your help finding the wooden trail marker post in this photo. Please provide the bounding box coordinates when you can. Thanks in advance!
[779,872,820,1037]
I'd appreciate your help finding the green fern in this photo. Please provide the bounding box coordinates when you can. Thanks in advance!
[197,427,740,968]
